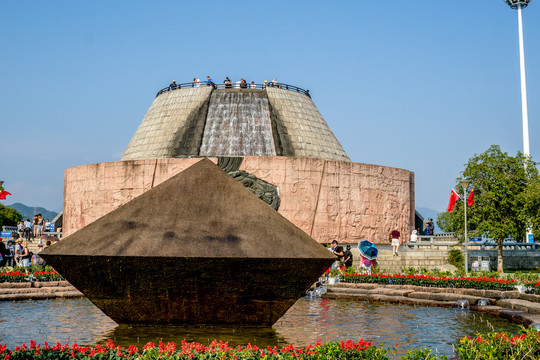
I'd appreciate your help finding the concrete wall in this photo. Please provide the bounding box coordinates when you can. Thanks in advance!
[122,87,213,160]
[469,250,540,271]
[265,87,350,162]
[63,157,413,243]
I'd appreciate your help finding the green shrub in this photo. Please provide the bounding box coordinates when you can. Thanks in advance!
[448,248,464,269]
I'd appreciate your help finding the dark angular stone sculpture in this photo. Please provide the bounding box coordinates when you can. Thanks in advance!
[41,159,335,326]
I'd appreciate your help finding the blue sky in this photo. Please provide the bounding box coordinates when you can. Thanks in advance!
[1,1,539,216]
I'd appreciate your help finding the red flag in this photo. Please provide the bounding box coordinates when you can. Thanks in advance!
[447,188,460,213]
[0,191,12,200]
[467,187,474,207]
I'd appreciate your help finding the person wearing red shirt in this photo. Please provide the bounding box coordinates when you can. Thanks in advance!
[391,228,401,256]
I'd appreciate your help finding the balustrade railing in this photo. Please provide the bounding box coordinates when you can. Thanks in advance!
[156,81,310,98]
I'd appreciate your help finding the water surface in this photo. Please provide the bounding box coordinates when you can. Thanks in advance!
[0,297,522,357]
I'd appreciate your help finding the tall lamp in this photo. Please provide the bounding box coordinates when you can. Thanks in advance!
[504,0,531,157]
[504,0,534,242]
[460,179,470,274]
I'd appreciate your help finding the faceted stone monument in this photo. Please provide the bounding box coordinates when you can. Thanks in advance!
[41,159,335,326]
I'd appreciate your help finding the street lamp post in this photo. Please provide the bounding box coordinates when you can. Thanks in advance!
[504,0,531,157]
[460,180,470,274]
[505,0,534,242]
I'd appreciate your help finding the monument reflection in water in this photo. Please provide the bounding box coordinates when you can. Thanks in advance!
[41,160,335,326]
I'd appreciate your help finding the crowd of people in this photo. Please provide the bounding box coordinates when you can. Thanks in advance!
[17,214,53,243]
[0,214,58,268]
[326,223,437,276]
[0,238,54,268]
[167,77,280,91]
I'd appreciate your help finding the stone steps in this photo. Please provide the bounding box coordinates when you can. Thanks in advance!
[0,281,83,301]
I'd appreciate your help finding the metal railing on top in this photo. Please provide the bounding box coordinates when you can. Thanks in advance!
[156,81,310,98]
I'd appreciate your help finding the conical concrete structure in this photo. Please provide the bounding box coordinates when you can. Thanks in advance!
[43,159,335,325]
[121,87,350,162]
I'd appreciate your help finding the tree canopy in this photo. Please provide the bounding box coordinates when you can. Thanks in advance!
[0,204,22,228]
[437,145,539,272]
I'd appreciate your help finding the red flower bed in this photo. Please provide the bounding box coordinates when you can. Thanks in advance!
[341,273,516,290]
[0,339,392,360]
[0,270,63,283]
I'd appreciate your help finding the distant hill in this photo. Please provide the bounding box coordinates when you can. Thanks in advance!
[416,207,442,233]
[7,203,59,222]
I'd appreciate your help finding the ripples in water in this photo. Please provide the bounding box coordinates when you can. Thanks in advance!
[0,296,522,357]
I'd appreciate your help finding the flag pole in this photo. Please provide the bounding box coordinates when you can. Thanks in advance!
[460,180,470,274]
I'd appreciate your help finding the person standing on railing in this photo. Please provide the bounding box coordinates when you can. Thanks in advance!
[169,80,178,90]
[428,219,434,236]
[223,77,232,89]
[194,78,200,87]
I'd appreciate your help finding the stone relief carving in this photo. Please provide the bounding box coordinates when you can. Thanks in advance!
[218,157,280,211]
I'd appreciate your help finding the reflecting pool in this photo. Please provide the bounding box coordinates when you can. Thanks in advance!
[0,297,522,357]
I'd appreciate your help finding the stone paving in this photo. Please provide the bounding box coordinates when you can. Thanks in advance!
[324,282,540,326]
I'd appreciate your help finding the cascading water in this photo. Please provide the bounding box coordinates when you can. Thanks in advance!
[199,91,276,156]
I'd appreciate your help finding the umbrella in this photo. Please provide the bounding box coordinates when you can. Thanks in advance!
[357,240,378,261]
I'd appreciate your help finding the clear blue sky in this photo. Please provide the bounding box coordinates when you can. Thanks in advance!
[1,1,539,215]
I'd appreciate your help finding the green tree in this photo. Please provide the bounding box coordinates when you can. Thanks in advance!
[0,204,22,229]
[437,145,538,273]
[521,180,540,239]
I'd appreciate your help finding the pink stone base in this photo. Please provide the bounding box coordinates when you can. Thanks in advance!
[63,157,414,244]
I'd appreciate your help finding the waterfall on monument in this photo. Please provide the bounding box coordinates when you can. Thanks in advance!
[200,91,276,156]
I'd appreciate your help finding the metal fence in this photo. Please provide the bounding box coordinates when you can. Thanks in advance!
[156,81,310,98]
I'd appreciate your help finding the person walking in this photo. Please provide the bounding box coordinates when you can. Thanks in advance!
[391,228,401,256]
[342,245,353,269]
[37,214,44,238]
[32,215,39,239]
[24,218,32,241]
[329,240,344,269]
[17,221,24,238]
